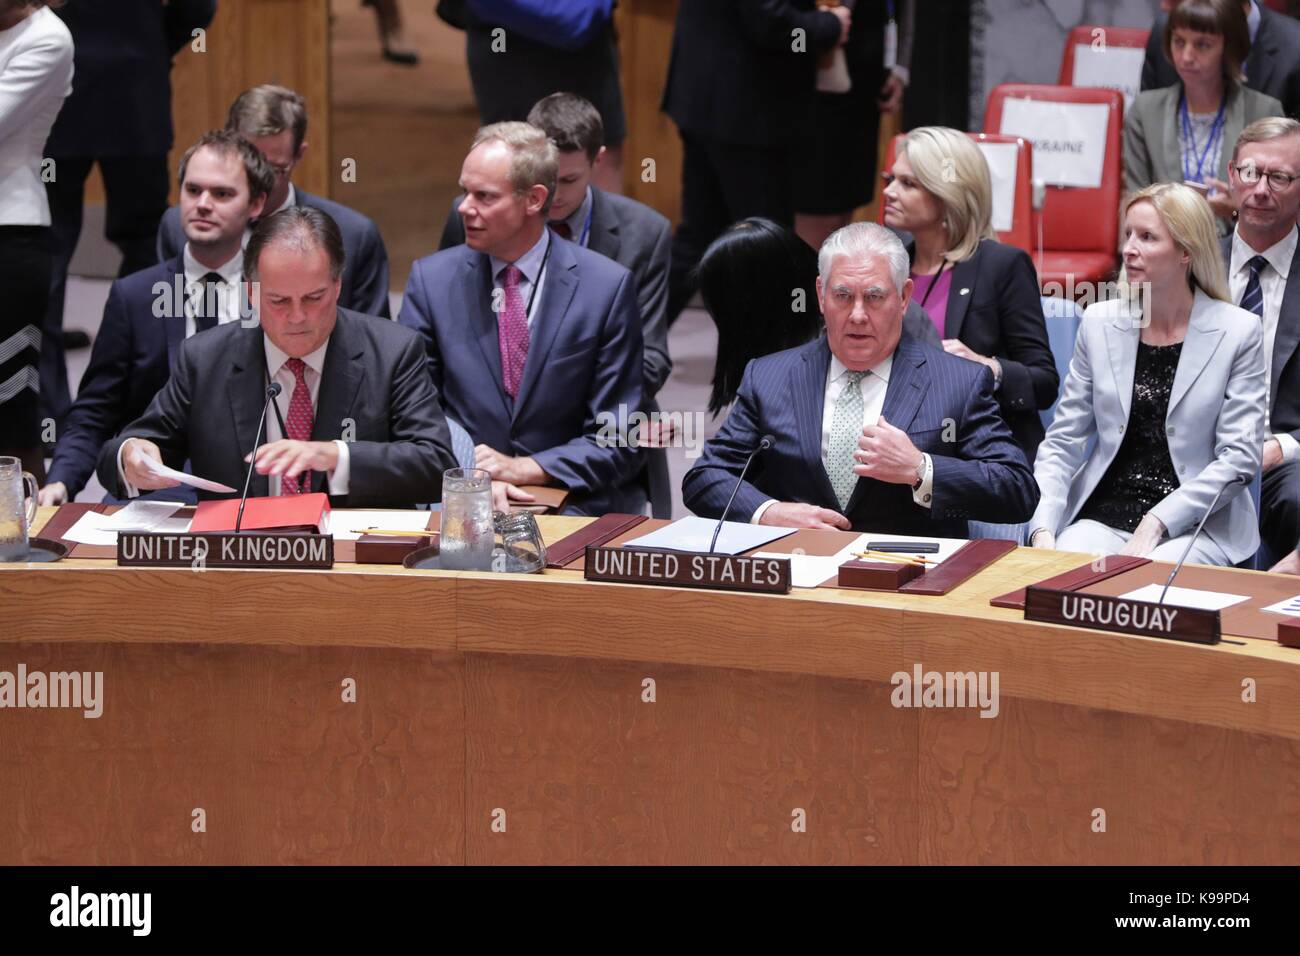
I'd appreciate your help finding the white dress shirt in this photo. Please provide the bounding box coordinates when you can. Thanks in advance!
[182,245,245,337]
[1229,223,1299,461]
[752,351,934,522]
[556,186,594,247]
[0,7,73,226]
[489,227,550,329]
[118,333,351,498]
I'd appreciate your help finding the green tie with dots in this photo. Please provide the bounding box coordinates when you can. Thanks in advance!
[829,370,866,510]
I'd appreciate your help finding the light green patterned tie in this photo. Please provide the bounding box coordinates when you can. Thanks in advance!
[828,370,866,510]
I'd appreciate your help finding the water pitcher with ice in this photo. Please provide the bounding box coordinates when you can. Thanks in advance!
[439,467,495,570]
[0,457,39,561]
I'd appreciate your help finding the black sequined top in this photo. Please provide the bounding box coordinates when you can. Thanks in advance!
[1077,341,1183,533]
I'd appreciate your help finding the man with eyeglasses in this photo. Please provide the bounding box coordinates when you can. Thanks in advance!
[156,85,392,318]
[1224,116,1300,561]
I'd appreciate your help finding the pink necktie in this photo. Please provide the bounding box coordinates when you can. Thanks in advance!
[282,357,313,495]
[498,264,530,398]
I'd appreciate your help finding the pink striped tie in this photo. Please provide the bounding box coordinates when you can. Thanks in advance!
[498,264,529,398]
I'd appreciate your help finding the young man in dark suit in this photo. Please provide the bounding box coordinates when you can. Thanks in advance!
[439,93,674,515]
[42,0,217,430]
[101,206,454,508]
[401,122,644,516]
[684,223,1038,535]
[156,85,393,319]
[39,130,273,506]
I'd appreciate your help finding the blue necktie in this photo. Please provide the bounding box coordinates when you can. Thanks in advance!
[1239,255,1268,318]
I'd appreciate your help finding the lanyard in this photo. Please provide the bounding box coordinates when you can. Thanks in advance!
[917,258,950,309]
[1179,95,1226,184]
[577,200,593,248]
[522,234,552,322]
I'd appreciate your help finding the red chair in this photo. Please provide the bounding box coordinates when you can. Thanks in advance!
[1058,25,1150,108]
[984,84,1124,295]
[877,132,1038,257]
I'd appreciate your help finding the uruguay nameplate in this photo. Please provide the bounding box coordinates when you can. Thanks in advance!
[1024,585,1220,645]
[117,532,335,570]
[583,545,791,594]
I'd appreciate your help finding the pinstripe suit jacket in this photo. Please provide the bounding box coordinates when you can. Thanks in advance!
[683,332,1039,536]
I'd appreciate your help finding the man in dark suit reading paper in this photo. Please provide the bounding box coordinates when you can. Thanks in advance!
[98,207,455,509]
[683,222,1038,536]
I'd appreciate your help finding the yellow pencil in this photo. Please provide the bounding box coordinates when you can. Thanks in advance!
[854,549,934,566]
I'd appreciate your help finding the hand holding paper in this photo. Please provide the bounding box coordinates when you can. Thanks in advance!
[136,446,237,494]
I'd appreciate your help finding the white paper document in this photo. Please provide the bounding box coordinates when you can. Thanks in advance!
[331,510,434,541]
[64,500,192,546]
[1119,584,1250,611]
[752,535,870,589]
[976,140,1018,234]
[1260,594,1300,616]
[140,455,237,494]
[856,532,969,565]
[624,516,796,555]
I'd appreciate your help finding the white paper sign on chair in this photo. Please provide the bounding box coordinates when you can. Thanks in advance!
[1071,44,1145,111]
[975,141,1018,234]
[999,98,1110,189]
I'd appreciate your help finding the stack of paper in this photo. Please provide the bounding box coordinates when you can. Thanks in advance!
[63,500,192,546]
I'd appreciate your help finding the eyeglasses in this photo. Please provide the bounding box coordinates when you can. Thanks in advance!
[1234,163,1300,191]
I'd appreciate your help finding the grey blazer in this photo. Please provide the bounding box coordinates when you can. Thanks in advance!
[1124,84,1283,229]
[1029,292,1266,565]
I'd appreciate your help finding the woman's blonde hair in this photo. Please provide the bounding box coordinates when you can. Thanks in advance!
[1124,182,1230,301]
[896,126,995,263]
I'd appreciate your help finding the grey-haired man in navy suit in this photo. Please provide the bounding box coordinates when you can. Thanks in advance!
[685,222,1037,535]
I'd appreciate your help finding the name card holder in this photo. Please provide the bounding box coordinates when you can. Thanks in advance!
[1024,585,1220,645]
[837,559,924,591]
[583,545,791,594]
[1277,618,1300,649]
[117,531,334,570]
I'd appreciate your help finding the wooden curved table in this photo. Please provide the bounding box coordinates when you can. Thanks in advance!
[2,509,1298,865]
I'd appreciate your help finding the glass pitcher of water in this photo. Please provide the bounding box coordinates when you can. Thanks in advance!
[440,467,495,570]
[0,457,39,562]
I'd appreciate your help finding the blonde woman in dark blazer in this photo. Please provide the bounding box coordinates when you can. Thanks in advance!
[1029,183,1266,565]
[1125,0,1282,236]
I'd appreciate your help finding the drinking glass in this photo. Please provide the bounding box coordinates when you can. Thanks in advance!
[439,467,494,570]
[494,510,547,573]
[0,456,39,562]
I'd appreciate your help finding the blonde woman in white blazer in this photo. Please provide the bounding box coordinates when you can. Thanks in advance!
[1029,182,1267,566]
[0,0,71,475]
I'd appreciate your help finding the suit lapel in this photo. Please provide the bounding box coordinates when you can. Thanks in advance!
[1105,309,1140,422]
[943,251,978,341]
[513,238,578,418]
[1218,89,1249,182]
[587,189,621,261]
[794,337,838,508]
[845,335,929,514]
[1272,243,1300,414]
[311,311,364,449]
[462,251,512,419]
[1168,294,1225,415]
[1246,14,1278,94]
[164,258,186,358]
[226,326,270,497]
[1161,87,1182,183]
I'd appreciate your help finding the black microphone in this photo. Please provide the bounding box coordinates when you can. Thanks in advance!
[708,434,775,554]
[1158,473,1248,604]
[235,382,282,533]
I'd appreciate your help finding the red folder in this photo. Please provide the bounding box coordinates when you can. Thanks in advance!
[189,493,330,533]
